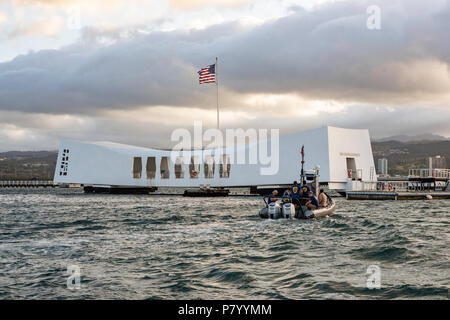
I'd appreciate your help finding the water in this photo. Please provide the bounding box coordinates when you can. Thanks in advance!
[0,188,449,299]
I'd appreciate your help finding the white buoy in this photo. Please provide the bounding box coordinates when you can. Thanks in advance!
[426,195,433,200]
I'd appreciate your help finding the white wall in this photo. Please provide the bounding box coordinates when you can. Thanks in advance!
[53,126,376,189]
[327,127,377,183]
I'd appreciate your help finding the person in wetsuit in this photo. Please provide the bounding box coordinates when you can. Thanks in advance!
[281,189,292,204]
[300,181,311,198]
[267,190,279,204]
[306,191,319,210]
[290,181,301,205]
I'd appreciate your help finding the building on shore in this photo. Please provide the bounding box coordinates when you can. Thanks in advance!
[377,158,388,176]
[427,155,447,169]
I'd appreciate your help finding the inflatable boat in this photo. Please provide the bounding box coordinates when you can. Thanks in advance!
[258,196,336,220]
[258,145,336,220]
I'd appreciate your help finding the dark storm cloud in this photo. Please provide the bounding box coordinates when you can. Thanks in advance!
[0,0,449,115]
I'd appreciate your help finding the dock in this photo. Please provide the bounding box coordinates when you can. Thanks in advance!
[83,185,156,194]
[346,191,450,200]
[346,168,450,200]
[0,181,57,188]
[183,188,230,197]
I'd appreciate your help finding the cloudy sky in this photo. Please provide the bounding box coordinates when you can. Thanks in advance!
[0,0,449,151]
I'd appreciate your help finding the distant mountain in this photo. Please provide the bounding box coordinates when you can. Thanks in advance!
[0,151,58,180]
[0,151,57,159]
[372,140,450,175]
[374,133,448,143]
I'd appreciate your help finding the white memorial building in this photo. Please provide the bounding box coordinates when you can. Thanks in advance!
[53,126,377,192]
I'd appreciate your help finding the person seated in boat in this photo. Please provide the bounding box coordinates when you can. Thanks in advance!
[281,189,292,204]
[300,181,311,197]
[267,190,279,204]
[306,191,319,210]
[290,181,301,204]
[318,189,328,208]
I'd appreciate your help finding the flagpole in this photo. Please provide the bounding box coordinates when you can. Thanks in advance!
[216,56,219,130]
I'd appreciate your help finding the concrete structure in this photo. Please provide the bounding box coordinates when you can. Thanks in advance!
[0,181,56,188]
[377,158,388,175]
[346,191,450,200]
[53,126,377,192]
[427,155,447,169]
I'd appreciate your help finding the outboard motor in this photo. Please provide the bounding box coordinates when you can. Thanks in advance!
[282,203,293,219]
[268,202,281,219]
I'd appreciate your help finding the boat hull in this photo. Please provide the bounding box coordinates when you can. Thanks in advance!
[309,199,336,218]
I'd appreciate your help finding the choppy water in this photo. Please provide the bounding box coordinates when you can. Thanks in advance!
[0,188,449,299]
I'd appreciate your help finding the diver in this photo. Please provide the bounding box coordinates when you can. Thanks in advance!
[300,180,311,197]
[306,191,319,210]
[267,190,279,204]
[281,189,292,204]
[290,181,302,206]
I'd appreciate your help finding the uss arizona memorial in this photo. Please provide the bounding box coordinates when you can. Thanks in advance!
[53,126,377,192]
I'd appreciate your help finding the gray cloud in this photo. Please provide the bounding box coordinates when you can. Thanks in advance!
[1,0,450,152]
[0,0,449,116]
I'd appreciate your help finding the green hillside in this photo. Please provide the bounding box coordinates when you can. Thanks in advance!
[372,140,450,176]
[0,151,57,180]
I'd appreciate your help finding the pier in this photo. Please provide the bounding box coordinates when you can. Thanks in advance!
[346,191,450,200]
[0,180,56,188]
[183,188,230,197]
[345,168,450,200]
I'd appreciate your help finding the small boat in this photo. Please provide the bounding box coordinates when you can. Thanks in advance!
[259,195,336,220]
[258,145,336,220]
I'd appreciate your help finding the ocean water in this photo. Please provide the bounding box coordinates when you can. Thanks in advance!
[0,188,448,300]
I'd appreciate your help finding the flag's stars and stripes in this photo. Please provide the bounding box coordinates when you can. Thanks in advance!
[198,64,216,84]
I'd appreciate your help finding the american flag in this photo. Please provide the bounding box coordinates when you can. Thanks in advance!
[198,64,216,84]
